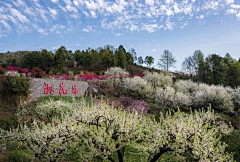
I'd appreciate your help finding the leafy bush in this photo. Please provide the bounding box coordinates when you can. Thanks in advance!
[222,130,240,162]
[5,150,32,162]
[0,116,18,130]
[0,76,29,109]
[10,77,30,95]
[31,67,45,78]
[0,65,6,74]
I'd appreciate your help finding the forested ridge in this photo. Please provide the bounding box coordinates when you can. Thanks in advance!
[1,45,239,88]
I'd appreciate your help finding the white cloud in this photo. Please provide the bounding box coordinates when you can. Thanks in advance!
[48,7,58,19]
[225,0,234,4]
[196,15,204,19]
[203,1,219,10]
[51,0,59,3]
[231,4,240,9]
[141,24,158,33]
[115,33,122,36]
[165,0,174,5]
[50,24,65,32]
[236,12,240,17]
[165,19,175,30]
[37,28,48,35]
[180,22,188,29]
[10,8,29,23]
[0,20,11,31]
[145,0,154,6]
[24,7,36,16]
[226,9,237,14]
[82,26,95,32]
[0,0,239,36]
[12,0,25,7]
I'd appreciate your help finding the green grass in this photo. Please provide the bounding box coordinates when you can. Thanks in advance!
[36,96,91,104]
[222,130,240,162]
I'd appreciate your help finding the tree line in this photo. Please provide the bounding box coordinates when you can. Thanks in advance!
[1,46,239,87]
[182,50,240,88]
[0,45,157,75]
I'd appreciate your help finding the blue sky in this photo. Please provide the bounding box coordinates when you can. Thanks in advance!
[0,0,240,71]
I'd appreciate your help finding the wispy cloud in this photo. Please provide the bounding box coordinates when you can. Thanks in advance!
[115,33,122,36]
[0,0,240,37]
[82,25,95,32]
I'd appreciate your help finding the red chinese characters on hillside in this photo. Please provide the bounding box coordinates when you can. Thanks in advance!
[44,83,55,95]
[43,83,79,95]
[59,83,68,96]
[72,85,79,94]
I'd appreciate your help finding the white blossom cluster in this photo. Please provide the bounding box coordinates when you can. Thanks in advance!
[122,70,238,112]
[0,99,234,162]
[123,76,154,99]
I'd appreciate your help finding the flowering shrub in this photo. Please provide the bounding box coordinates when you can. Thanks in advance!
[99,75,107,80]
[155,87,192,109]
[27,72,32,77]
[226,87,240,111]
[105,67,129,78]
[0,100,234,162]
[123,76,154,99]
[133,73,145,77]
[31,67,45,78]
[55,73,70,80]
[49,72,54,76]
[77,74,99,80]
[143,71,173,88]
[175,79,199,95]
[21,68,28,74]
[5,71,20,77]
[113,96,150,114]
[7,66,15,71]
[104,67,129,94]
[193,85,234,112]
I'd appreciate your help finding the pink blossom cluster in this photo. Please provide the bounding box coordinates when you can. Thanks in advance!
[77,74,107,80]
[49,72,54,76]
[133,74,145,77]
[21,68,28,74]
[7,66,28,74]
[55,73,71,80]
[113,96,150,114]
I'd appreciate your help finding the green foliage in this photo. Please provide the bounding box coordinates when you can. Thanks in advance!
[222,130,240,162]
[5,150,32,162]
[115,45,127,69]
[10,77,30,95]
[0,76,29,110]
[0,116,18,130]
[183,52,240,88]
[22,50,54,72]
[144,56,154,67]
